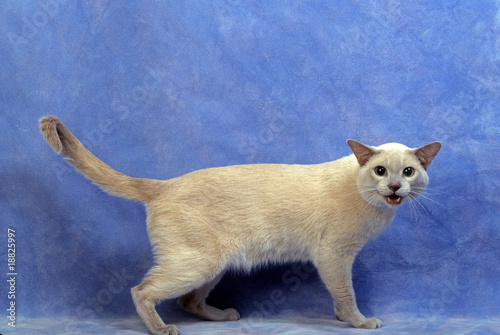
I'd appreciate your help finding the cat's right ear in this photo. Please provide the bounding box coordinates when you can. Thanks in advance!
[347,140,377,166]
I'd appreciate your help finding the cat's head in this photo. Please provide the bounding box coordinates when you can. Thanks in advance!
[347,140,441,210]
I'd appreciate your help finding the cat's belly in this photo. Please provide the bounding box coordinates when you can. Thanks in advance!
[225,237,313,272]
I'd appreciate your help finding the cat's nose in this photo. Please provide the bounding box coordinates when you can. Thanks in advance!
[389,183,401,192]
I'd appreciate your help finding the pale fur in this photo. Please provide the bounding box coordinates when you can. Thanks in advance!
[39,116,441,335]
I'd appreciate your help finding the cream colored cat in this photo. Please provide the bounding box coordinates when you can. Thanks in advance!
[39,115,440,335]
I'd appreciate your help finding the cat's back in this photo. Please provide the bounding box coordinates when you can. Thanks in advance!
[154,154,358,207]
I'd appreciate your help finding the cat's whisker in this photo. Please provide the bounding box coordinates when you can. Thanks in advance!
[343,187,378,200]
[413,192,445,208]
[407,195,420,222]
[408,193,429,218]
[410,186,444,196]
[359,193,379,216]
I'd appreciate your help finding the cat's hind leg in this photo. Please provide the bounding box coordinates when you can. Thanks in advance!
[131,274,181,335]
[334,304,345,321]
[131,263,223,335]
[177,271,240,321]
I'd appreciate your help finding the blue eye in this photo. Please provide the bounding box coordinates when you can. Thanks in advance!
[375,166,386,176]
[403,167,415,177]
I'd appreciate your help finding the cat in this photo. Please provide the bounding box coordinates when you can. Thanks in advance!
[39,115,441,335]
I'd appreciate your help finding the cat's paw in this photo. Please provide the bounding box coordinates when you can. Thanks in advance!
[357,317,382,329]
[152,325,180,335]
[334,305,345,322]
[223,308,241,321]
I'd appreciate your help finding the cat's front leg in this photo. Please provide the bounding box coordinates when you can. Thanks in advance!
[316,248,382,329]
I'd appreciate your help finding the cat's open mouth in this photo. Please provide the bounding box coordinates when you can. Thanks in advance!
[385,194,402,206]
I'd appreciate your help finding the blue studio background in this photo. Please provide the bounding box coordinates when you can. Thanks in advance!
[1,1,500,334]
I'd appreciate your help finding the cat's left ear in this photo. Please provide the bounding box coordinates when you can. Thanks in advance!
[413,142,441,170]
[347,140,378,166]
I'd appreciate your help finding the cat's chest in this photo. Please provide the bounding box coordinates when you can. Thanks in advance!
[324,201,396,244]
[350,208,395,241]
[365,210,395,236]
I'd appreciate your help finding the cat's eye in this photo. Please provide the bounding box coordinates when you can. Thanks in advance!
[403,167,415,177]
[375,166,386,176]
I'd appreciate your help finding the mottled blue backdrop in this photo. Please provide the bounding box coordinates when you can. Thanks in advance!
[1,1,499,334]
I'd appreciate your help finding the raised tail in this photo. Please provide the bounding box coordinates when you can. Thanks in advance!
[39,115,163,203]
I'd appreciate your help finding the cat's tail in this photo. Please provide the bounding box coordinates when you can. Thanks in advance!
[39,115,163,203]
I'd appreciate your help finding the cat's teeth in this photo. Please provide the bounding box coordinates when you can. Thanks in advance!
[385,195,402,205]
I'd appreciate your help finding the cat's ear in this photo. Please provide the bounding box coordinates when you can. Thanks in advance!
[413,142,441,170]
[347,140,378,166]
